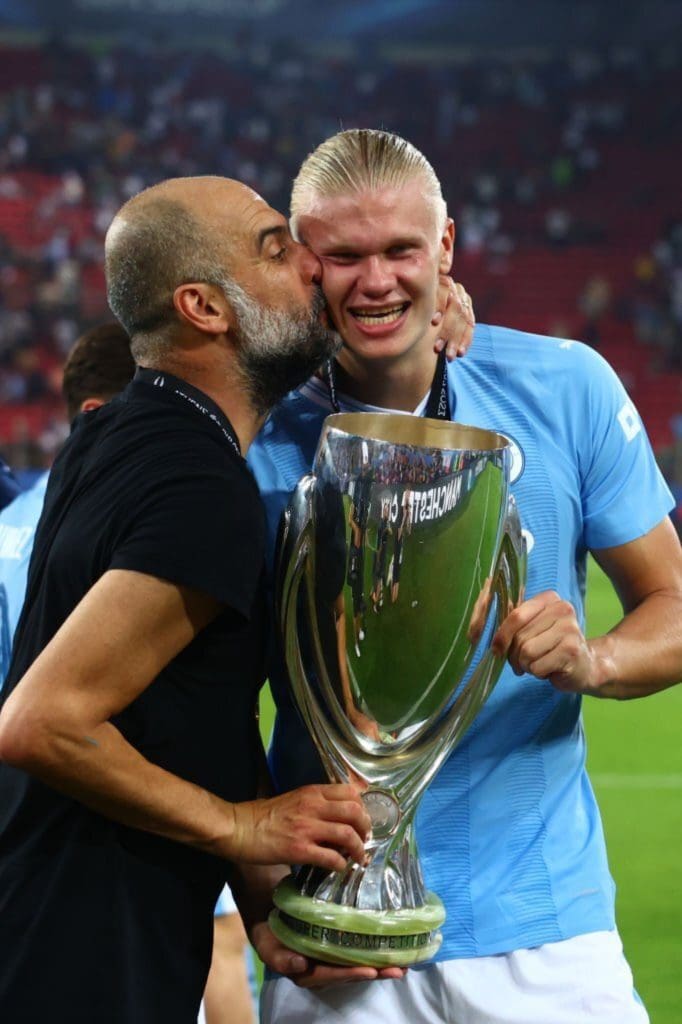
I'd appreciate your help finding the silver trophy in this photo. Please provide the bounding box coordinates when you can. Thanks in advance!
[270,413,526,967]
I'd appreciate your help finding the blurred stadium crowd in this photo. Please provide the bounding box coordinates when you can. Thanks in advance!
[0,36,679,517]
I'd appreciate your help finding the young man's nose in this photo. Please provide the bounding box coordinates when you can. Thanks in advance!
[357,255,395,295]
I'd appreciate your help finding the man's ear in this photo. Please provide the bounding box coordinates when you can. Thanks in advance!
[439,219,455,274]
[79,397,105,414]
[173,282,231,335]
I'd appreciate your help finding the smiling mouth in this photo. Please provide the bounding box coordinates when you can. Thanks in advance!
[350,302,410,326]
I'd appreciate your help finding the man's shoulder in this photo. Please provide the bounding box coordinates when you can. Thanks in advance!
[473,324,606,374]
[91,389,248,475]
[259,384,328,441]
[459,326,621,413]
[250,384,327,468]
[248,384,329,504]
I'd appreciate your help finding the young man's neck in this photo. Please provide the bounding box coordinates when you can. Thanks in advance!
[332,349,439,413]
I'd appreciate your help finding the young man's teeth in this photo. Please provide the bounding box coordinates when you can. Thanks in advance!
[354,306,406,325]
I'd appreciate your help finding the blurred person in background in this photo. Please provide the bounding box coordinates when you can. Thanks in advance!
[243,129,682,1024]
[0,322,135,685]
[0,461,21,513]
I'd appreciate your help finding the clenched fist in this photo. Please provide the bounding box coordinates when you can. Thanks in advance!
[492,590,606,695]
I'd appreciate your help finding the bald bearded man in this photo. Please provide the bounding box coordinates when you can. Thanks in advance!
[0,176,373,1024]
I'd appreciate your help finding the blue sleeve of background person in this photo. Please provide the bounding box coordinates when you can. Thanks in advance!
[0,472,50,686]
[0,458,21,512]
[572,343,674,548]
[247,392,331,791]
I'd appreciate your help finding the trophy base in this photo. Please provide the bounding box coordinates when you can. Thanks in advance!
[269,875,445,967]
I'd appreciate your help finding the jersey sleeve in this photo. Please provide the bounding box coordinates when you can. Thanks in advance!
[577,345,674,549]
[109,460,265,618]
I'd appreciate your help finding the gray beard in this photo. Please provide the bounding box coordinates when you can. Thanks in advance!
[223,278,340,416]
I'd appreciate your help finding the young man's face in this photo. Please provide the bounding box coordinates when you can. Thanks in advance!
[295,179,454,369]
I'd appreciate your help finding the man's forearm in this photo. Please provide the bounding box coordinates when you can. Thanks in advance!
[0,704,369,870]
[588,590,682,699]
[0,706,250,855]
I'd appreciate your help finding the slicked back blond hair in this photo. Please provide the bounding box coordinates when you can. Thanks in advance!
[290,129,448,239]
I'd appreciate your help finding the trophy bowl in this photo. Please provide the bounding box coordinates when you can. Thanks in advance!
[269,413,526,967]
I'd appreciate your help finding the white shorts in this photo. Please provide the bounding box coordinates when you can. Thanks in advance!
[260,930,648,1024]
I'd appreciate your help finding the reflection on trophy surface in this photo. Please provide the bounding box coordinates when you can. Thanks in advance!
[270,412,526,967]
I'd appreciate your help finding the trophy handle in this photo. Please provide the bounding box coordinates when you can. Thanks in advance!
[276,475,352,786]
[393,495,527,813]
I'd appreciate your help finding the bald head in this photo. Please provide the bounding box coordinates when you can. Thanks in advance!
[105,176,266,362]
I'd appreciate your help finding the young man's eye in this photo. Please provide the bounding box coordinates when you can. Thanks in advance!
[387,245,412,257]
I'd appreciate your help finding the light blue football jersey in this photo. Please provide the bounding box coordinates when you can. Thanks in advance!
[247,325,674,959]
[0,471,49,686]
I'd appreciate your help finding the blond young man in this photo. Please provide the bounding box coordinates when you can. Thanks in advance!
[245,130,682,1024]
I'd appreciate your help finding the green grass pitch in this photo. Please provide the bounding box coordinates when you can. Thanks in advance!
[584,560,681,1023]
[259,558,681,1018]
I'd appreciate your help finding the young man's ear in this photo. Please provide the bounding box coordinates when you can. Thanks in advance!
[439,219,455,275]
[173,282,232,335]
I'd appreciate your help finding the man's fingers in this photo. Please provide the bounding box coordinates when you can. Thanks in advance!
[290,965,377,988]
[319,797,371,836]
[321,782,369,801]
[455,282,476,324]
[492,590,563,656]
[492,591,592,687]
[432,277,475,360]
[508,619,570,676]
[294,964,380,988]
[252,922,309,977]
[251,924,406,990]
[377,966,408,980]
[315,821,367,865]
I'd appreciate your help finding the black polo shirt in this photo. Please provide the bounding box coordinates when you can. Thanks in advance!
[0,370,267,1023]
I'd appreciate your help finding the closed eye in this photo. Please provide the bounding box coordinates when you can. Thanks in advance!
[323,252,360,264]
[386,245,414,257]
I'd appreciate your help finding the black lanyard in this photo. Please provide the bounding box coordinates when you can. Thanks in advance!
[323,349,452,421]
[134,367,242,458]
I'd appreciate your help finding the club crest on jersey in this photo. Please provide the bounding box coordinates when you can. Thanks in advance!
[617,401,641,443]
